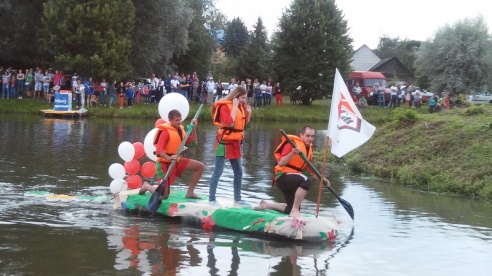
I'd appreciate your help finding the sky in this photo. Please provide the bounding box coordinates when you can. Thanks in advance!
[215,0,491,50]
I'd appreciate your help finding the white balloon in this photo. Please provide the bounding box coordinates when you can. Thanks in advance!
[109,179,123,194]
[158,93,189,123]
[144,128,158,162]
[118,141,135,162]
[108,163,126,180]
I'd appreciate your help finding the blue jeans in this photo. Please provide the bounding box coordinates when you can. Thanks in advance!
[209,156,243,202]
[109,96,115,107]
[2,84,9,98]
[10,86,15,98]
[17,80,24,97]
[378,93,385,107]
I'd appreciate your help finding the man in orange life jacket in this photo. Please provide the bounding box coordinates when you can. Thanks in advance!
[253,126,330,218]
[139,109,204,199]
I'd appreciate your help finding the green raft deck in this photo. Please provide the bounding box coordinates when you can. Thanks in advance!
[116,189,340,242]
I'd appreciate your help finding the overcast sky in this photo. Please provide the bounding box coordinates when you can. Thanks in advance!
[215,0,491,49]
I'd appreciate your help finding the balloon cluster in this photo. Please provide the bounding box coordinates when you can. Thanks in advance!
[108,93,190,195]
[108,141,157,194]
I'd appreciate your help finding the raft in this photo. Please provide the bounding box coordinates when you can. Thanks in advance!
[116,189,340,243]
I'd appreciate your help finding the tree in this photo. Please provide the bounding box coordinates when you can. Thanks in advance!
[236,17,270,80]
[222,17,249,57]
[416,16,492,93]
[41,0,135,81]
[272,0,352,105]
[131,0,193,77]
[0,0,46,67]
[173,0,216,78]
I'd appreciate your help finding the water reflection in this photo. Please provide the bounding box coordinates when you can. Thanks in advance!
[108,220,346,276]
[1,114,492,275]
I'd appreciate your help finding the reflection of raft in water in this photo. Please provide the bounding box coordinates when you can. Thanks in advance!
[115,189,340,243]
[24,190,111,203]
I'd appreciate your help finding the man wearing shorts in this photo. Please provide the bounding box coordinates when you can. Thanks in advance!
[139,109,203,199]
[254,126,330,218]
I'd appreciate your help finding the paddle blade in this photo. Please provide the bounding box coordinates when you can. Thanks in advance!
[147,183,164,213]
[339,197,354,220]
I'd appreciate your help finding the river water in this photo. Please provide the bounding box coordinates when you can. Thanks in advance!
[0,113,491,276]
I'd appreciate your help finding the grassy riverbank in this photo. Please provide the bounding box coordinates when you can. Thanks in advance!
[344,105,492,199]
[0,96,336,122]
[0,96,403,123]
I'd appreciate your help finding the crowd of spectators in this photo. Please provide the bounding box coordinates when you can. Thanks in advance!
[1,66,286,110]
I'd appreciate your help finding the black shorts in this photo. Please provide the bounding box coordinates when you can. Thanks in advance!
[276,173,311,214]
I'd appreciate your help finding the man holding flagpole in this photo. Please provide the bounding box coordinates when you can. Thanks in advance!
[255,69,374,220]
[253,126,330,218]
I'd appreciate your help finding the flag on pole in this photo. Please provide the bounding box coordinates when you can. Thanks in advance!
[327,69,376,157]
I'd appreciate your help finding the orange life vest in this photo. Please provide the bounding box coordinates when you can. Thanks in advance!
[273,135,312,174]
[213,101,246,141]
[153,123,185,163]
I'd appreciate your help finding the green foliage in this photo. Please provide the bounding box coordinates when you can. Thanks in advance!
[416,16,492,93]
[465,104,486,115]
[173,0,216,78]
[346,105,492,199]
[272,0,352,105]
[390,108,419,128]
[41,0,135,81]
[222,17,250,58]
[131,0,193,77]
[236,17,270,80]
[0,0,45,67]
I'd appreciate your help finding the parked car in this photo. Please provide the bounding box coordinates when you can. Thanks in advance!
[468,92,492,104]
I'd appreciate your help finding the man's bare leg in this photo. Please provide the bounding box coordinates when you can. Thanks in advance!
[253,200,287,213]
[184,159,204,199]
[290,187,308,218]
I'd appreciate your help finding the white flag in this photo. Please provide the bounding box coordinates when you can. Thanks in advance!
[327,69,376,157]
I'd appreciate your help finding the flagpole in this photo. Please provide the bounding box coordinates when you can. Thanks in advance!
[316,136,330,218]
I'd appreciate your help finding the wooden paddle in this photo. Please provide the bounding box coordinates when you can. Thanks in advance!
[279,129,354,220]
[147,104,204,213]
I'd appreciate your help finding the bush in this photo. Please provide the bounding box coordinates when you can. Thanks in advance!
[390,108,419,128]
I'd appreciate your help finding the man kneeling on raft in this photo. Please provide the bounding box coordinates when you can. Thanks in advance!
[140,109,203,199]
[254,126,330,218]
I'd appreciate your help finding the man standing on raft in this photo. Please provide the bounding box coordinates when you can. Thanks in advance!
[140,109,204,199]
[254,126,330,217]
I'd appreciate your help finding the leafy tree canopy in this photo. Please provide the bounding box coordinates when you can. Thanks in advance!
[416,16,492,93]
[222,17,249,57]
[236,17,270,80]
[273,0,352,104]
[41,0,135,81]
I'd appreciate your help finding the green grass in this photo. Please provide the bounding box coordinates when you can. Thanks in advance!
[344,105,492,199]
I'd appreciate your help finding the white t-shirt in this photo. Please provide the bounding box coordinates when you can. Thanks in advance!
[170,79,180,89]
[260,84,267,93]
[206,80,215,93]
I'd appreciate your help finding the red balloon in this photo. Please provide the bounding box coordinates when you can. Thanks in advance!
[141,161,156,178]
[124,159,141,175]
[126,175,142,189]
[133,142,145,159]
[155,118,165,127]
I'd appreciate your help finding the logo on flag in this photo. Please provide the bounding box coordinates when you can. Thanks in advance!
[338,93,361,132]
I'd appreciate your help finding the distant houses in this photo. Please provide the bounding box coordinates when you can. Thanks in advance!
[350,44,414,85]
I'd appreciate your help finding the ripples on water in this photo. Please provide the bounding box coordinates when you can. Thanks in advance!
[1,116,492,275]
